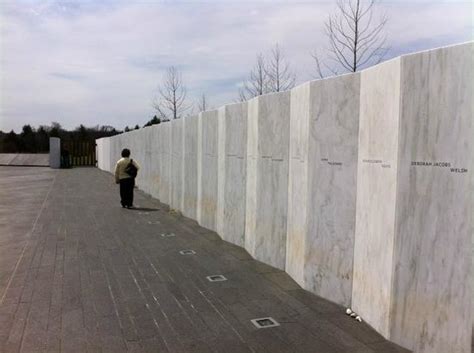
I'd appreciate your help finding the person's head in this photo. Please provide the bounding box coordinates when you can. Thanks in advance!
[121,148,131,158]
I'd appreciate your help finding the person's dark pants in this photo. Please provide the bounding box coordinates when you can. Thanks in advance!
[119,177,135,207]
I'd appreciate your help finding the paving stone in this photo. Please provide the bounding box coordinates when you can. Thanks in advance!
[262,271,300,291]
[328,314,387,345]
[368,341,412,353]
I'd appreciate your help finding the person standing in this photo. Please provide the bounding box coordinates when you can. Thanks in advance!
[114,148,140,208]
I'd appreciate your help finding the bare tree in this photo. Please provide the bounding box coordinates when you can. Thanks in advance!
[153,66,190,120]
[196,93,209,112]
[312,0,389,78]
[266,44,296,92]
[238,54,269,101]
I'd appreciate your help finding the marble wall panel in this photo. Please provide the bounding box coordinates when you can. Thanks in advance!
[170,119,184,211]
[104,134,115,172]
[389,43,472,353]
[353,42,472,353]
[101,137,111,172]
[158,122,172,205]
[217,102,248,247]
[131,129,143,188]
[105,136,112,172]
[287,83,310,287]
[145,126,155,196]
[352,57,402,339]
[110,134,121,172]
[95,138,103,170]
[182,115,199,219]
[287,74,360,307]
[149,124,161,199]
[245,98,259,258]
[137,126,153,195]
[245,91,290,270]
[125,129,142,189]
[109,134,119,171]
[305,74,360,306]
[197,110,219,231]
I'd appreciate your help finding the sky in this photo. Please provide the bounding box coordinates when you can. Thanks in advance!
[0,0,472,132]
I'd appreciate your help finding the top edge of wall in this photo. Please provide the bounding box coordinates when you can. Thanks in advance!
[199,109,219,117]
[398,40,473,60]
[222,101,249,109]
[248,89,291,103]
[293,71,361,92]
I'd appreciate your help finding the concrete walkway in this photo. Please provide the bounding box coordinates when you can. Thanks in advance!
[0,167,409,353]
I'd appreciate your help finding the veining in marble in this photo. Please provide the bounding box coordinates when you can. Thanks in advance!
[170,119,183,210]
[352,57,401,339]
[390,43,472,353]
[217,102,248,247]
[197,110,219,231]
[245,91,290,270]
[182,115,199,219]
[287,74,360,307]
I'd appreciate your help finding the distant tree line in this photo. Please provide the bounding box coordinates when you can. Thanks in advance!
[0,122,120,153]
[1,115,164,154]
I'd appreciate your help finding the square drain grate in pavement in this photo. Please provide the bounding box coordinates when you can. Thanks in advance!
[251,317,280,329]
[161,232,176,237]
[179,250,196,255]
[206,275,227,282]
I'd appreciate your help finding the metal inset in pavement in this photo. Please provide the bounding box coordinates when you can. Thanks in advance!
[161,232,175,237]
[179,249,196,255]
[206,275,227,282]
[251,317,280,329]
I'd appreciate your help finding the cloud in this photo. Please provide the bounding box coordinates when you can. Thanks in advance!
[49,72,87,81]
[0,0,472,132]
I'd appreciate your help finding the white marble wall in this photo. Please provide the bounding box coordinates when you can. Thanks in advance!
[245,91,291,270]
[95,43,472,353]
[139,126,153,195]
[104,135,111,171]
[110,133,122,172]
[103,124,170,202]
[104,133,118,172]
[149,124,161,199]
[287,74,360,307]
[158,122,172,205]
[353,42,473,353]
[217,102,248,247]
[95,138,103,170]
[182,115,199,219]
[245,97,258,261]
[286,83,310,286]
[389,43,472,353]
[102,137,111,172]
[170,119,184,210]
[197,110,219,231]
[352,57,402,339]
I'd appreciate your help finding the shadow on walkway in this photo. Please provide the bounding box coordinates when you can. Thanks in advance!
[127,207,160,212]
